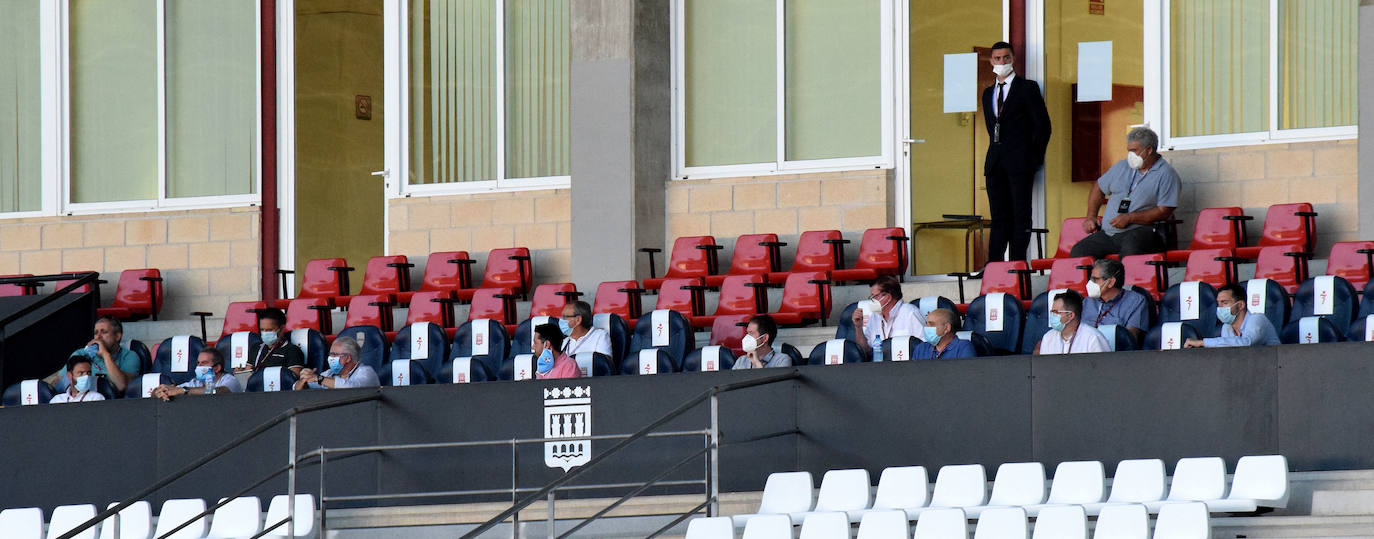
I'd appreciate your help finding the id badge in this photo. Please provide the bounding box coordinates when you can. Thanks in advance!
[1117,199,1131,214]
[992,122,1000,143]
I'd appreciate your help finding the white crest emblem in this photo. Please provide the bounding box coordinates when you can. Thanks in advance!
[544,386,592,471]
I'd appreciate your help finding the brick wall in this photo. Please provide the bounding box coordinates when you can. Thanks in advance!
[388,189,572,284]
[1164,139,1358,256]
[665,169,894,245]
[0,207,262,318]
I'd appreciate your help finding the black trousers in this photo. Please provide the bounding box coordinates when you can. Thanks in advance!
[1069,227,1166,259]
[985,167,1035,262]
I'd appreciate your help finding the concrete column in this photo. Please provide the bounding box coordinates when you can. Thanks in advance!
[1360,1,1374,240]
[568,0,671,291]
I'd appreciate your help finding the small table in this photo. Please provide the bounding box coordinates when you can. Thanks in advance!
[911,214,992,273]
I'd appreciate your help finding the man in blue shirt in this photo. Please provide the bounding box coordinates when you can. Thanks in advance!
[1185,283,1279,348]
[45,315,141,393]
[1070,127,1182,258]
[913,309,977,360]
[1081,258,1151,343]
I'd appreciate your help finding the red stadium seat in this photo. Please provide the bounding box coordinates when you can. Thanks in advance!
[273,258,350,309]
[1029,217,1094,271]
[340,255,413,305]
[406,290,456,327]
[456,248,533,301]
[220,301,267,337]
[415,251,475,295]
[708,314,752,356]
[593,280,645,328]
[0,274,39,296]
[705,234,781,287]
[692,274,766,328]
[530,283,582,318]
[1235,203,1318,259]
[342,294,396,333]
[1252,246,1310,295]
[768,230,843,284]
[96,269,164,321]
[642,236,721,291]
[653,277,706,319]
[830,227,910,283]
[1325,241,1374,292]
[1165,207,1248,263]
[467,287,520,334]
[1122,253,1169,301]
[1046,257,1094,295]
[52,272,97,295]
[952,261,1031,314]
[1182,248,1237,289]
[769,271,832,327]
[285,297,334,334]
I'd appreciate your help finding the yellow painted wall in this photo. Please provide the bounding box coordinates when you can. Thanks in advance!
[908,0,1003,274]
[294,0,385,294]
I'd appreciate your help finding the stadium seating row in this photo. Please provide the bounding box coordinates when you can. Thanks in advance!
[0,494,314,539]
[0,269,163,321]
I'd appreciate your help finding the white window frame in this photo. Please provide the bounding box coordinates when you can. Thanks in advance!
[388,0,571,200]
[1148,0,1358,152]
[670,0,895,180]
[0,0,266,219]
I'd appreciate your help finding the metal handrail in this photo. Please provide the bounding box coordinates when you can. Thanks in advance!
[56,390,383,539]
[0,272,101,329]
[461,370,801,539]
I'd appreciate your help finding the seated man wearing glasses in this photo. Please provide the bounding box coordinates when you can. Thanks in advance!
[1034,290,1111,355]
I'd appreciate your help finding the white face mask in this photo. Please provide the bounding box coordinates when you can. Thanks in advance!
[1126,150,1145,170]
[740,334,759,353]
[1085,280,1102,299]
[992,63,1013,77]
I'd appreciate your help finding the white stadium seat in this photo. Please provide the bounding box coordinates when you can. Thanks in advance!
[1030,504,1087,539]
[1153,502,1211,539]
[152,498,207,539]
[966,462,1046,517]
[48,504,99,539]
[261,494,317,538]
[1146,457,1227,512]
[856,509,909,539]
[972,506,1027,539]
[912,507,968,539]
[908,464,987,518]
[205,496,262,538]
[798,511,850,539]
[685,516,734,539]
[0,507,44,539]
[740,514,791,539]
[98,501,152,539]
[1205,454,1290,512]
[1083,459,1165,515]
[850,465,929,522]
[1023,460,1105,517]
[1091,503,1148,539]
[790,468,871,524]
[730,471,814,527]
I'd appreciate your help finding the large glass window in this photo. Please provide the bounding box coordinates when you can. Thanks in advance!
[679,0,889,173]
[0,0,42,213]
[1166,0,1356,143]
[407,0,569,187]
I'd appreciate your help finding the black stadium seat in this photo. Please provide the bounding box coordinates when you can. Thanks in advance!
[248,367,299,392]
[1144,322,1202,350]
[215,332,263,372]
[623,348,678,375]
[451,319,512,378]
[572,352,616,377]
[1160,282,1220,339]
[807,338,866,365]
[1281,316,1344,344]
[438,356,495,383]
[965,293,1025,355]
[592,312,631,367]
[3,380,56,405]
[1243,278,1291,336]
[335,325,389,372]
[126,373,173,398]
[288,328,329,372]
[380,359,434,386]
[882,335,921,362]
[154,336,206,385]
[1290,276,1359,334]
[629,309,695,368]
[389,322,450,378]
[683,345,737,372]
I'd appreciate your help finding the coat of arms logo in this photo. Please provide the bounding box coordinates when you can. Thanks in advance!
[544,386,592,471]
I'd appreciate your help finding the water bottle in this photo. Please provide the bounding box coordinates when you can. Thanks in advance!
[873,339,884,362]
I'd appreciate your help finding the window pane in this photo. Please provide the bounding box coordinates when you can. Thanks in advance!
[785,0,881,161]
[504,0,568,179]
[0,0,42,212]
[70,0,158,203]
[409,0,498,185]
[683,0,775,167]
[1169,0,1268,137]
[1279,0,1358,130]
[167,0,257,198]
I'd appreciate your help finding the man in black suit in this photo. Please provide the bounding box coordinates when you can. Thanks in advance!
[982,41,1051,263]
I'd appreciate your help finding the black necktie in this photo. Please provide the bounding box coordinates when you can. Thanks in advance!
[996,82,1006,118]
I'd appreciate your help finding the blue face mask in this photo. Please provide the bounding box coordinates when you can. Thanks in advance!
[195,365,212,378]
[922,325,941,343]
[327,355,342,373]
[1048,313,1067,332]
[558,318,572,336]
[74,375,93,393]
[536,348,554,373]
[1216,305,1237,324]
[261,331,278,347]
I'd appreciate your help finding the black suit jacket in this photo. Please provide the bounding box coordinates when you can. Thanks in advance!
[982,76,1052,176]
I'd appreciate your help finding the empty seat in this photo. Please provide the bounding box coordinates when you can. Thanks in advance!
[831,227,910,283]
[339,255,412,305]
[341,294,395,333]
[912,507,967,539]
[956,331,993,357]
[48,504,98,539]
[1281,316,1344,344]
[2,379,56,406]
[1029,217,1095,271]
[1044,257,1093,295]
[807,338,866,365]
[971,507,1027,539]
[247,366,299,392]
[261,494,316,538]
[1120,253,1168,301]
[1234,202,1317,259]
[1251,245,1309,295]
[623,348,678,375]
[770,271,832,327]
[731,471,815,527]
[953,261,1033,309]
[1350,313,1374,342]
[789,468,872,524]
[0,273,40,296]
[414,250,475,295]
[707,314,751,356]
[629,309,695,368]
[97,501,152,539]
[654,277,708,320]
[798,512,847,539]
[97,269,164,321]
[592,280,645,328]
[380,358,433,386]
[643,236,721,291]
[1204,455,1289,512]
[739,514,791,539]
[284,297,334,335]
[0,507,42,539]
[273,258,350,309]
[694,274,767,328]
[467,287,520,334]
[219,301,267,338]
[769,230,844,284]
[1165,207,1248,263]
[966,462,1046,518]
[451,319,511,378]
[706,233,782,287]
[883,334,920,362]
[1159,281,1219,338]
[205,496,262,538]
[964,292,1025,355]
[1152,502,1210,539]
[1023,461,1105,517]
[437,356,495,384]
[529,283,581,318]
[153,498,207,539]
[457,247,533,300]
[404,290,457,329]
[1181,248,1238,289]
[907,464,987,518]
[154,335,206,384]
[1325,241,1374,292]
[848,466,928,522]
[1082,459,1165,515]
[684,344,738,372]
[1145,457,1225,512]
[1290,275,1359,332]
[855,509,909,539]
[1090,503,1147,539]
[1144,321,1203,351]
[571,351,615,377]
[389,322,449,376]
[685,516,735,539]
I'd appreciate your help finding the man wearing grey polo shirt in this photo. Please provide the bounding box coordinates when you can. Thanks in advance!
[1070,127,1182,258]
[1081,258,1150,343]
